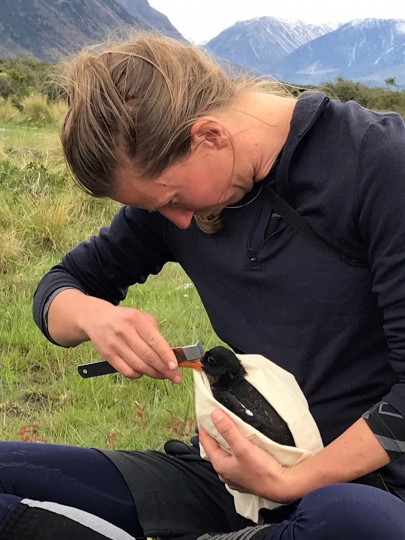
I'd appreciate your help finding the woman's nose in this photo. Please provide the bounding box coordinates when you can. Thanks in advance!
[159,207,195,229]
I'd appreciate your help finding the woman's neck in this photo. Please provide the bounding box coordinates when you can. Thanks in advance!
[228,92,297,182]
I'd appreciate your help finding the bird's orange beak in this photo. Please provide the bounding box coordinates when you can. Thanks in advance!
[179,360,203,370]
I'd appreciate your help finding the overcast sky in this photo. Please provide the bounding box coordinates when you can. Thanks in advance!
[149,0,405,43]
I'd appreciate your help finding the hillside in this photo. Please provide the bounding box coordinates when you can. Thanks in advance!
[0,0,150,62]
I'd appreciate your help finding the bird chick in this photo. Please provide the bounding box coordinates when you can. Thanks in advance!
[201,346,295,447]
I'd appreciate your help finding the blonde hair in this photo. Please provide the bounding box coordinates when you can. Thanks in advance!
[61,33,290,231]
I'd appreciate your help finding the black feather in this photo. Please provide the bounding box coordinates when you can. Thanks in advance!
[202,346,295,446]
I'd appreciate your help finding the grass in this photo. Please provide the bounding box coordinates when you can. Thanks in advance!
[0,111,222,451]
[0,124,57,148]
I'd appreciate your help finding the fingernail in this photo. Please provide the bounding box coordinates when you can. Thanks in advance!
[169,361,177,370]
[172,374,182,384]
[212,408,225,422]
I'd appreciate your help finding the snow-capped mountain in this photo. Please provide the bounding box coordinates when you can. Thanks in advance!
[206,17,334,75]
[272,18,405,86]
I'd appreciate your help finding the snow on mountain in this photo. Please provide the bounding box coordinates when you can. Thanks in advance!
[273,18,405,86]
[206,17,333,75]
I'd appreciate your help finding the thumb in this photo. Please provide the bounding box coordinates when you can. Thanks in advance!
[211,408,249,453]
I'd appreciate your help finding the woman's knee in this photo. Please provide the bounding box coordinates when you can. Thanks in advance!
[271,483,405,540]
[0,441,140,536]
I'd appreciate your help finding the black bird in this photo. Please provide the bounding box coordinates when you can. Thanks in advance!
[199,346,295,447]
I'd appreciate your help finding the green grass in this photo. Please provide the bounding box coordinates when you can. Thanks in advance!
[0,124,57,148]
[0,118,222,451]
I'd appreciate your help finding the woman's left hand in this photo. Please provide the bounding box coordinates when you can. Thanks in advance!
[200,409,391,503]
[199,408,302,502]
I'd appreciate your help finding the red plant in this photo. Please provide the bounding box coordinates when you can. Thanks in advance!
[105,429,118,449]
[166,410,195,438]
[18,423,48,443]
[132,400,147,429]
[135,401,145,419]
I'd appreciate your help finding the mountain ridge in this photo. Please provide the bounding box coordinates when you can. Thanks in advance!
[0,0,151,62]
[270,18,405,86]
[206,17,334,76]
[0,0,404,88]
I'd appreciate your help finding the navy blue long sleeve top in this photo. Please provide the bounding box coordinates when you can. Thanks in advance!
[33,91,405,496]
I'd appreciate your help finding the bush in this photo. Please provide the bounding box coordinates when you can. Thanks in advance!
[20,94,53,124]
[0,58,51,102]
[322,76,372,107]
[320,76,405,119]
[0,73,19,100]
[0,98,20,122]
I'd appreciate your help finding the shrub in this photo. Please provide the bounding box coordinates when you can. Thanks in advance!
[0,73,19,100]
[0,98,21,122]
[322,76,372,107]
[20,94,53,124]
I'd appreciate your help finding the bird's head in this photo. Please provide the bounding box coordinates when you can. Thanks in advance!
[201,346,247,388]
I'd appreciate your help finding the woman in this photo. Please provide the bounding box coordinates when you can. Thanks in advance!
[1,33,405,539]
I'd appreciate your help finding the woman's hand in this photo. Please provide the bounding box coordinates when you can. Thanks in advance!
[48,290,182,382]
[199,409,302,502]
[200,409,392,503]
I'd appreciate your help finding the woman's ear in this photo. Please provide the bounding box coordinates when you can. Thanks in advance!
[190,118,230,150]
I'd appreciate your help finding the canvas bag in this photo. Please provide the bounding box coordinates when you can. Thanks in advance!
[193,353,324,523]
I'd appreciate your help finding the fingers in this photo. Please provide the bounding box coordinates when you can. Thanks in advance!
[129,315,181,376]
[106,343,175,380]
[199,409,251,463]
[210,409,250,456]
[199,426,228,458]
[201,410,289,500]
[106,337,182,382]
[199,420,252,494]
[218,475,249,493]
[112,327,177,377]
[105,354,154,380]
[85,304,182,382]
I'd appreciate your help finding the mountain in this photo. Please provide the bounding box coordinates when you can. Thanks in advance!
[206,17,334,75]
[0,1,404,88]
[272,18,405,86]
[206,17,405,88]
[115,0,182,39]
[0,0,152,62]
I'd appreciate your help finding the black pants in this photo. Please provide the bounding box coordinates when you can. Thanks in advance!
[0,441,250,537]
[1,441,405,539]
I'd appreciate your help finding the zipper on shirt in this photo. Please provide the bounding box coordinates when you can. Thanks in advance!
[248,248,260,268]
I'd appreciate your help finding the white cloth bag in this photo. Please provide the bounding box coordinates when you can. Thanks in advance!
[193,353,324,523]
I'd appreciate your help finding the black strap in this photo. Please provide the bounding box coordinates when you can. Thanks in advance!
[265,187,360,266]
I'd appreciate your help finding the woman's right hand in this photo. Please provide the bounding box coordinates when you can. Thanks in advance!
[48,289,182,383]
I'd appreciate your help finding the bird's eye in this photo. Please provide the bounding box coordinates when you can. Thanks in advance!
[206,356,216,365]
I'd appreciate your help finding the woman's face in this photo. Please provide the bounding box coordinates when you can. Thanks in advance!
[114,132,256,229]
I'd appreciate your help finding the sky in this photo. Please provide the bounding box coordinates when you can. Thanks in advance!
[148,0,405,43]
